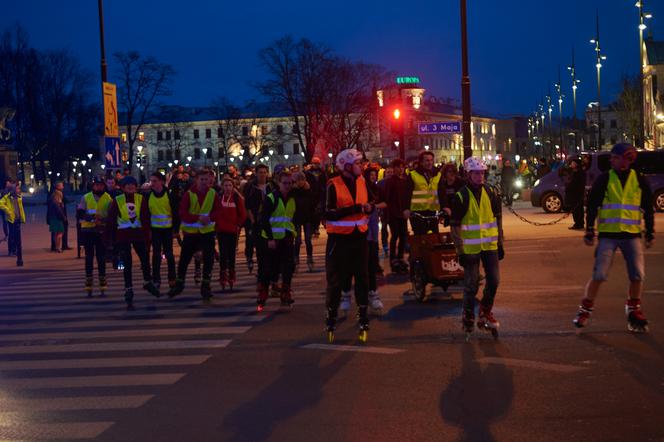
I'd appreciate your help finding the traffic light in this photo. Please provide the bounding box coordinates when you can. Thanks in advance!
[393,108,401,120]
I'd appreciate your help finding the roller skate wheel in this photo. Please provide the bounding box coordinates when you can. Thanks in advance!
[327,331,335,343]
[628,323,649,334]
[358,330,368,343]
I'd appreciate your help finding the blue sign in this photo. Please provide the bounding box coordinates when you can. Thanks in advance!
[417,121,461,135]
[104,137,122,168]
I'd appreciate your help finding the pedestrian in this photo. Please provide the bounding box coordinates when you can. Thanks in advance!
[105,176,161,309]
[255,170,297,310]
[0,179,10,244]
[77,176,112,296]
[215,177,246,291]
[405,151,442,235]
[384,158,410,273]
[0,182,25,266]
[450,157,504,337]
[364,166,386,314]
[573,143,655,333]
[147,171,179,290]
[323,149,375,342]
[242,164,272,274]
[48,188,66,253]
[377,166,393,258]
[500,159,516,206]
[561,158,586,230]
[168,169,221,300]
[305,156,326,237]
[291,171,315,272]
[439,162,465,216]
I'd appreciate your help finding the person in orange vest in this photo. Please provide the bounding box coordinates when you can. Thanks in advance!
[324,149,376,343]
[168,169,222,300]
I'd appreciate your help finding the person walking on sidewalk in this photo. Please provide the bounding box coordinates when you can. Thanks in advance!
[147,171,180,291]
[324,149,375,342]
[255,170,297,310]
[0,182,25,266]
[573,143,655,333]
[450,157,504,337]
[215,177,246,291]
[168,169,221,300]
[106,176,161,309]
[405,151,443,235]
[77,177,112,296]
[561,158,586,230]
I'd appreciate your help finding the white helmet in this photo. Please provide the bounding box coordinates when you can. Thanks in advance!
[464,157,487,172]
[335,148,363,169]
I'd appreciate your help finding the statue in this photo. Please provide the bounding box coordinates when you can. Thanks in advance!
[0,107,16,142]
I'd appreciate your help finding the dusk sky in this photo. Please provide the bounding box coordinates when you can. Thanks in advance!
[3,0,663,117]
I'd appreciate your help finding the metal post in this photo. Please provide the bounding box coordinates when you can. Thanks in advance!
[637,0,645,147]
[595,10,603,150]
[460,0,473,160]
[98,0,108,83]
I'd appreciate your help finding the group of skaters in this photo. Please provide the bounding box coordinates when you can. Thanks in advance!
[0,141,655,338]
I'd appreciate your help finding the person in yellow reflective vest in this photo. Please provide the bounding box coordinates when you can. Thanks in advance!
[255,170,297,310]
[574,143,655,333]
[147,171,180,291]
[0,181,25,267]
[405,151,443,235]
[77,176,112,296]
[450,157,504,336]
[168,169,221,300]
[105,176,161,309]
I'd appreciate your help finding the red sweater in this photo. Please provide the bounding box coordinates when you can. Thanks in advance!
[178,187,223,235]
[215,190,247,234]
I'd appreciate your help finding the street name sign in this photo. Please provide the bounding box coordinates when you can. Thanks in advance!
[417,121,461,135]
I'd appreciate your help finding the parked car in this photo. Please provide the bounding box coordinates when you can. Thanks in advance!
[531,149,664,213]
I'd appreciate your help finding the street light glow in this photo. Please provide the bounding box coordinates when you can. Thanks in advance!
[639,23,647,30]
[87,153,93,159]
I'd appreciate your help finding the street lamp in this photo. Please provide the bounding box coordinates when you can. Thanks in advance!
[202,147,208,165]
[590,9,606,150]
[636,1,652,145]
[81,160,87,167]
[173,159,179,165]
[87,153,93,160]
[186,155,192,163]
[268,149,274,156]
[554,65,564,152]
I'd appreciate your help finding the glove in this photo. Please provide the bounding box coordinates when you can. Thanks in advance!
[498,245,505,261]
[583,230,595,246]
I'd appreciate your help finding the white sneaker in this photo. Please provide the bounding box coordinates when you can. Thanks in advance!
[340,291,351,312]
[369,290,384,310]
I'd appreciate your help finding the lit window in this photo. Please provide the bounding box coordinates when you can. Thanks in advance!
[138,131,145,141]
[121,133,127,142]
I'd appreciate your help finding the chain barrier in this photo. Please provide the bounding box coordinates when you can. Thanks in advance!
[504,203,574,226]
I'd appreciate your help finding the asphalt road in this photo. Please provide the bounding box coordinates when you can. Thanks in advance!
[0,202,662,441]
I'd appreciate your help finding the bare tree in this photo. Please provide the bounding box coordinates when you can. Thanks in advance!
[152,106,192,165]
[615,75,642,145]
[114,51,174,172]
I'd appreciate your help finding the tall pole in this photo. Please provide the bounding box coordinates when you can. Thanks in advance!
[556,65,564,153]
[460,0,473,160]
[546,84,552,157]
[592,9,605,150]
[569,47,580,151]
[637,0,649,147]
[98,0,108,83]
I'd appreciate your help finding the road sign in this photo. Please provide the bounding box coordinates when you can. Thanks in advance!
[417,121,461,135]
[104,136,121,169]
[103,82,119,137]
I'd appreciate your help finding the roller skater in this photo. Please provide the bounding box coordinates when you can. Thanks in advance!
[215,177,246,292]
[324,149,376,342]
[450,157,504,339]
[365,166,387,315]
[574,143,655,333]
[404,151,443,235]
[147,172,179,291]
[384,159,409,276]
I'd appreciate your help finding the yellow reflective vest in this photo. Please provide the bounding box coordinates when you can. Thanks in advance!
[458,186,499,255]
[181,189,216,234]
[410,170,441,211]
[0,194,25,224]
[116,194,143,230]
[598,169,642,234]
[261,193,296,240]
[81,192,111,229]
[148,192,173,229]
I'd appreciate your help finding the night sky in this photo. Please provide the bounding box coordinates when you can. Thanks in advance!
[3,0,663,117]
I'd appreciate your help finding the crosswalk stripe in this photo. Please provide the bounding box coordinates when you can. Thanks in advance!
[300,343,405,355]
[0,315,264,332]
[2,373,186,389]
[0,339,232,355]
[0,394,154,411]
[0,299,259,313]
[0,355,211,371]
[0,326,251,342]
[0,421,114,440]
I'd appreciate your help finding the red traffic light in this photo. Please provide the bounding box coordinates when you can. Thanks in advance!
[393,109,401,120]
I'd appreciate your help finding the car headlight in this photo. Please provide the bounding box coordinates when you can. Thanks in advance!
[533,179,540,187]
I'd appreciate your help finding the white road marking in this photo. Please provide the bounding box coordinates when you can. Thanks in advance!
[2,373,186,389]
[0,339,232,355]
[0,394,154,411]
[476,357,588,373]
[0,326,250,342]
[301,343,405,354]
[0,355,211,371]
[0,421,114,440]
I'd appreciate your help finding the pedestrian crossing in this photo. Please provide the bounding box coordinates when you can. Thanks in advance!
[0,258,327,441]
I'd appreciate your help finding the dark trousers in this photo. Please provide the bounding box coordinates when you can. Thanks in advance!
[462,250,500,313]
[244,220,256,262]
[294,222,313,262]
[388,218,408,261]
[410,211,439,235]
[177,233,215,283]
[81,230,106,278]
[380,214,389,251]
[326,234,369,311]
[0,211,7,238]
[8,222,22,264]
[368,240,379,292]
[572,204,585,228]
[151,228,176,284]
[217,231,238,273]
[257,236,295,286]
[117,241,151,289]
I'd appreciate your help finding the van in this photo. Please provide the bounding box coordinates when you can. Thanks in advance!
[530,149,664,213]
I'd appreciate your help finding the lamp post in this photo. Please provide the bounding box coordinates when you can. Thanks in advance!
[636,0,652,146]
[460,0,473,160]
[567,48,581,150]
[202,147,208,166]
[590,9,607,150]
[554,66,564,153]
[546,85,553,155]
[72,161,78,190]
